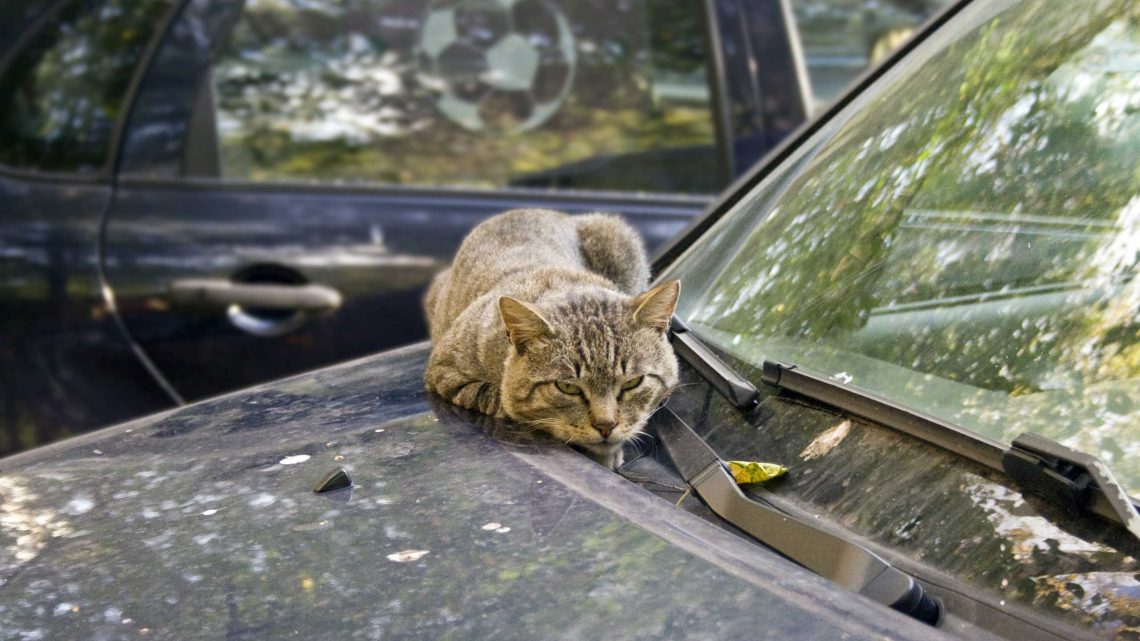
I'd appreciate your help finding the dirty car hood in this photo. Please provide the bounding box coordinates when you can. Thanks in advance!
[0,343,946,640]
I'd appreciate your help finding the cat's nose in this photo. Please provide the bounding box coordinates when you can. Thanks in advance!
[592,420,616,439]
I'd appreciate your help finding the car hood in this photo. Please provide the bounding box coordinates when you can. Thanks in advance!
[0,343,946,641]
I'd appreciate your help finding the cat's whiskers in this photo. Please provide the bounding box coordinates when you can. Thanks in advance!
[523,416,578,440]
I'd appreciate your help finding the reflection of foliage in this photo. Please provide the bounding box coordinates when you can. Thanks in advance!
[793,0,951,53]
[674,2,1140,492]
[693,4,1140,339]
[212,0,716,192]
[645,0,704,74]
[221,101,714,188]
[1034,573,1140,639]
[0,0,173,172]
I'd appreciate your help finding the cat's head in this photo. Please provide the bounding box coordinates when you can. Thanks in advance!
[498,280,680,458]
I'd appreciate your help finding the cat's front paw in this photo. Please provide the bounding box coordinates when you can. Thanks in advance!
[582,443,624,470]
[604,447,625,470]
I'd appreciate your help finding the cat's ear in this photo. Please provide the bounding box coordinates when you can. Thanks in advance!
[499,296,552,349]
[631,280,680,331]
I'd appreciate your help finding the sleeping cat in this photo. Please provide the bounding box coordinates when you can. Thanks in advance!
[424,209,680,469]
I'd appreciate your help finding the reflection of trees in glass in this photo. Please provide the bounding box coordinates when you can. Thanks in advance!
[0,0,172,172]
[672,2,1140,491]
[212,0,716,191]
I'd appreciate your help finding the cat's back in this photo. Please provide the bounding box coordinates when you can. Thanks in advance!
[453,209,581,273]
[430,210,582,322]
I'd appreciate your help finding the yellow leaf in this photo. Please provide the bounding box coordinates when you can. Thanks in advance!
[727,460,788,485]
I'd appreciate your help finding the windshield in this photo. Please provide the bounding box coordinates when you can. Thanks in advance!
[663,0,1140,496]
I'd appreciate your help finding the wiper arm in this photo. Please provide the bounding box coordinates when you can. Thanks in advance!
[652,407,942,625]
[664,319,941,624]
[762,361,1140,541]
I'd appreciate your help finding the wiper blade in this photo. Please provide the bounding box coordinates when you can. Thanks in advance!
[669,316,760,410]
[762,361,1140,541]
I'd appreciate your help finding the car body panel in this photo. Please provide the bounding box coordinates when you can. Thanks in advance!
[0,172,172,452]
[0,0,951,453]
[0,343,950,641]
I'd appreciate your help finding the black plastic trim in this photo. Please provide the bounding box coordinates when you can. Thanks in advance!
[652,407,941,626]
[761,361,1004,469]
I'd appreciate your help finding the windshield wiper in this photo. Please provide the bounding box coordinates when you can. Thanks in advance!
[761,361,1140,541]
[653,407,942,625]
[665,318,944,625]
[666,317,1140,540]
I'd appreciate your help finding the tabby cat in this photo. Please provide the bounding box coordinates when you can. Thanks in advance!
[424,209,680,469]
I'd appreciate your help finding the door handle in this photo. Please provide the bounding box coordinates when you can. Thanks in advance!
[168,279,342,312]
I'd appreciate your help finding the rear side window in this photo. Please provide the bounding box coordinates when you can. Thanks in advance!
[791,0,956,113]
[0,0,172,174]
[210,0,720,193]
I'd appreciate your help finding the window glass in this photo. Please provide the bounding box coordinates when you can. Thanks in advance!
[211,0,719,193]
[791,0,955,113]
[664,2,1140,494]
[0,0,172,174]
[0,0,51,54]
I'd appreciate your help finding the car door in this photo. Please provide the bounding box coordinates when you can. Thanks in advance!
[0,0,180,454]
[98,0,791,402]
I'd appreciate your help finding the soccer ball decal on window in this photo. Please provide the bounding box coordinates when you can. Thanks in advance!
[417,0,577,133]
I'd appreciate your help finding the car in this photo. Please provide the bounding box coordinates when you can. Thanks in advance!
[0,0,951,455]
[3,0,1138,638]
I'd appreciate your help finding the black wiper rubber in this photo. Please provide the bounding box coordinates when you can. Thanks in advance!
[762,361,1140,540]
[670,316,760,410]
[653,408,942,626]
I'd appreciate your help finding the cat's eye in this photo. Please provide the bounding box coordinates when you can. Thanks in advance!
[555,381,582,395]
[621,376,644,391]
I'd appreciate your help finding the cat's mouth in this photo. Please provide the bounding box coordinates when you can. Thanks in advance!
[581,421,638,445]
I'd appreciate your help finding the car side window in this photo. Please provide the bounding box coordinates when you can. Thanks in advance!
[791,0,956,113]
[208,0,720,194]
[0,0,173,174]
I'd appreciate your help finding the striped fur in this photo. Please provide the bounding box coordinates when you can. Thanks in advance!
[424,209,678,469]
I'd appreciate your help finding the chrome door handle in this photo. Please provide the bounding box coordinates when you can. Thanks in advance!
[168,279,342,312]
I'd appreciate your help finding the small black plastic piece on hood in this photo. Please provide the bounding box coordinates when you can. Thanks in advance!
[313,466,352,494]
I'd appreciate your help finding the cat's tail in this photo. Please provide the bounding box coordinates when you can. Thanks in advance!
[575,213,650,295]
